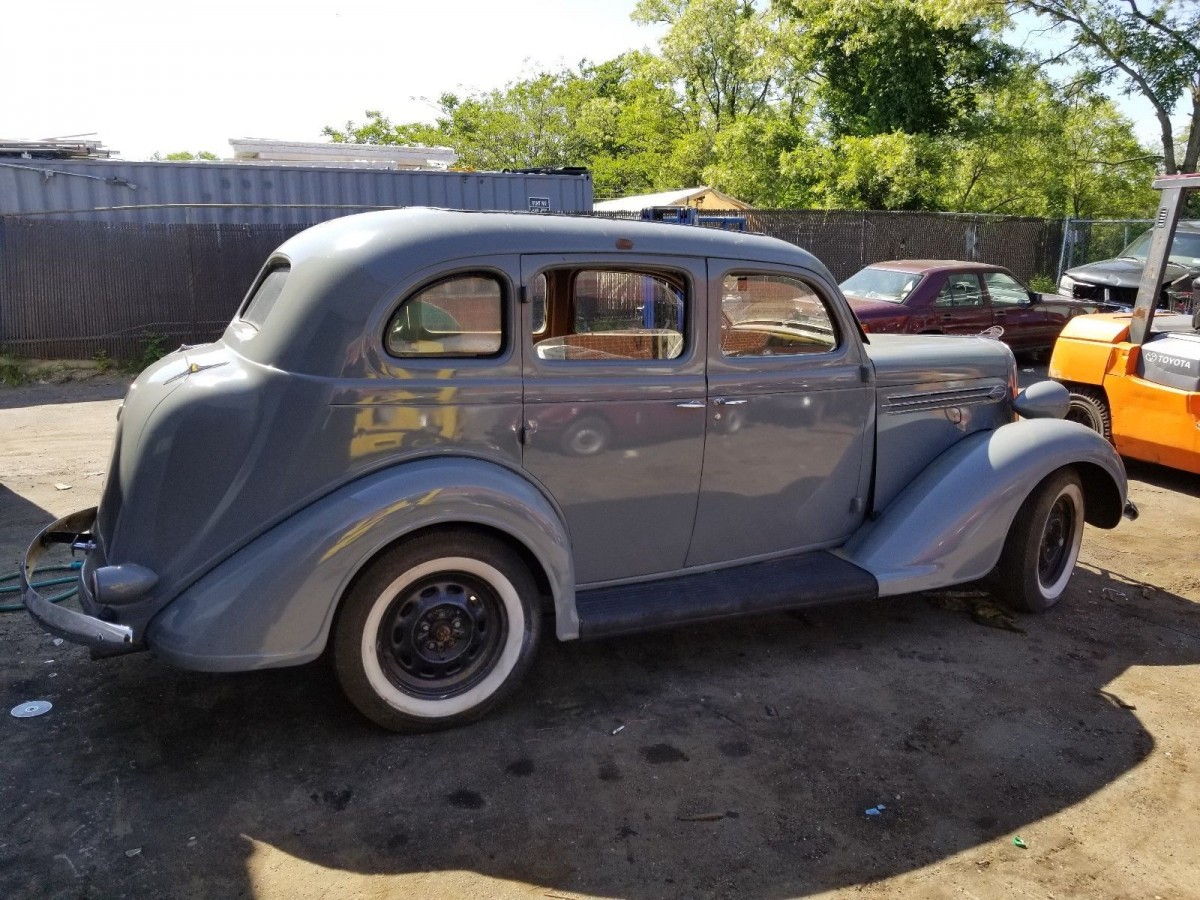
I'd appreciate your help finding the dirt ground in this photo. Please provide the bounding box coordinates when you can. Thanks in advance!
[1,374,1198,900]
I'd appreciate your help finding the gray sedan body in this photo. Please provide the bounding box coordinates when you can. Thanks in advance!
[23,209,1133,730]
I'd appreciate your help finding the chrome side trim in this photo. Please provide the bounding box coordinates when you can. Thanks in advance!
[881,386,1003,414]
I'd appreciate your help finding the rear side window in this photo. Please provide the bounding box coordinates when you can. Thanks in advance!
[386,274,504,357]
[241,266,290,328]
[532,268,687,362]
[720,274,838,356]
[935,274,985,308]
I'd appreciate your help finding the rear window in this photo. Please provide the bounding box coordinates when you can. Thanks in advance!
[240,266,290,328]
[840,268,918,303]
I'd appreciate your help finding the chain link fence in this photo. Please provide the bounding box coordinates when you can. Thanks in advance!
[2,206,1068,360]
[1057,218,1152,278]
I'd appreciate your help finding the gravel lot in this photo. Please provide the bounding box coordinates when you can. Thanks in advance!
[2,374,1198,899]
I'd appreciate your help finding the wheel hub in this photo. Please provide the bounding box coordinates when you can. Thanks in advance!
[377,574,503,697]
[1038,497,1074,583]
[414,603,472,662]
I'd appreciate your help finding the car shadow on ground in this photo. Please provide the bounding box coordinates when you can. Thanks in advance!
[0,486,57,571]
[1124,459,1200,499]
[2,562,1197,898]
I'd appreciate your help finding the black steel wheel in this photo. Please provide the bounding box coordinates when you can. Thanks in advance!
[993,468,1086,613]
[1065,386,1113,443]
[333,530,542,732]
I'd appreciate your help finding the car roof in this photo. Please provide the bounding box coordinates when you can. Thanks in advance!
[855,260,1011,275]
[239,208,833,375]
[278,207,826,275]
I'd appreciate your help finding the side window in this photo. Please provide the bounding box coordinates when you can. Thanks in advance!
[532,268,686,362]
[386,274,503,357]
[720,274,838,357]
[240,265,290,328]
[984,271,1029,305]
[531,273,548,335]
[934,274,985,308]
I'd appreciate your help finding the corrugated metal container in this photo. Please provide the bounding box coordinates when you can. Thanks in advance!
[0,159,593,224]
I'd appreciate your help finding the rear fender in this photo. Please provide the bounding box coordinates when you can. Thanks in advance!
[840,419,1127,597]
[146,458,575,672]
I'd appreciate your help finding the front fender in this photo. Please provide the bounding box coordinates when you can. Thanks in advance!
[840,419,1128,597]
[146,458,575,672]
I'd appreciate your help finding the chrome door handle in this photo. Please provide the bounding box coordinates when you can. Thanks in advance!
[713,398,748,406]
[676,400,706,408]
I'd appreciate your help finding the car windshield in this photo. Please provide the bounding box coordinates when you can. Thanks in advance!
[839,268,919,303]
[1120,229,1200,266]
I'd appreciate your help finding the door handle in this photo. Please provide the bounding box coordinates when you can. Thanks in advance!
[676,400,706,408]
[713,398,748,406]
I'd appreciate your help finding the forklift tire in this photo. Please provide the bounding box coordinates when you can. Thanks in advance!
[1065,387,1112,443]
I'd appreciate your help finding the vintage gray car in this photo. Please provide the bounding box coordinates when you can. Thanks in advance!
[23,209,1137,731]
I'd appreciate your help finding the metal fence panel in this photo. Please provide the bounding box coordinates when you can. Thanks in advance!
[0,208,1070,360]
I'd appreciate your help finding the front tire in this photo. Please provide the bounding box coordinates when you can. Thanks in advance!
[333,530,542,732]
[994,469,1086,613]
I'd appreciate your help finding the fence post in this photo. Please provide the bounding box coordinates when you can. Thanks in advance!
[1055,217,1072,284]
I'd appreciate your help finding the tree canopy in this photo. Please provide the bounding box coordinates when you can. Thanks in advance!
[323,0,1185,216]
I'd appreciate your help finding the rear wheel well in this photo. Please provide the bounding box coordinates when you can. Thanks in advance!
[331,523,556,647]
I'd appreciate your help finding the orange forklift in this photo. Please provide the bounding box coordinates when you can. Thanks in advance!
[1050,174,1200,475]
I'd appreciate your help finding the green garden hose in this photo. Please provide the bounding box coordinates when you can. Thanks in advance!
[0,561,81,612]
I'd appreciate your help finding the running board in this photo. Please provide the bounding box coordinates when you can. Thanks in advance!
[575,551,879,640]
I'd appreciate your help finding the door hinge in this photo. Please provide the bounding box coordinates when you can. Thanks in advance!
[859,364,874,384]
[518,421,538,445]
[519,285,530,304]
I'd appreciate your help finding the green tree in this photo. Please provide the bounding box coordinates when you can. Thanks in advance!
[1008,0,1199,173]
[151,150,219,161]
[779,0,1013,137]
[941,68,1159,216]
[632,0,784,131]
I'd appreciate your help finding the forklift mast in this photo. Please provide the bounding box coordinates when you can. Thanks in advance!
[1130,174,1200,345]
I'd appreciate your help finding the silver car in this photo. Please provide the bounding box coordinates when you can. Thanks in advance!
[22,209,1136,731]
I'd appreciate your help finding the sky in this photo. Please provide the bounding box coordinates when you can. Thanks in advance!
[3,0,1182,162]
[5,0,665,159]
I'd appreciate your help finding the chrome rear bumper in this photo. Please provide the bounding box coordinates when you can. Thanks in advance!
[21,508,138,654]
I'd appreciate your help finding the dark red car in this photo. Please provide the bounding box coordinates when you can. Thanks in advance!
[840,261,1106,353]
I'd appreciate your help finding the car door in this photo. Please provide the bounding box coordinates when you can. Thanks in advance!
[686,262,875,567]
[982,269,1053,350]
[930,272,993,335]
[520,255,708,584]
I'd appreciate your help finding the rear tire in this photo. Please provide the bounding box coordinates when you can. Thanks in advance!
[333,530,542,732]
[1065,386,1112,442]
[994,469,1085,613]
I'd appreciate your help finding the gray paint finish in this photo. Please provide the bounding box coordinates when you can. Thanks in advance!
[842,418,1127,596]
[21,208,1132,672]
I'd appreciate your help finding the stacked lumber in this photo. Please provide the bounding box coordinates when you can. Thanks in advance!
[0,137,114,159]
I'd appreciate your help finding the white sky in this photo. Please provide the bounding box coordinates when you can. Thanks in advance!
[3,0,1179,161]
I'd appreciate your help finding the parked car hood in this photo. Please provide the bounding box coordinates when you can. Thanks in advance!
[865,334,1014,387]
[1065,256,1198,289]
